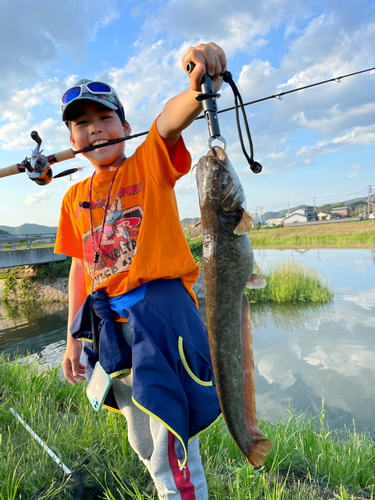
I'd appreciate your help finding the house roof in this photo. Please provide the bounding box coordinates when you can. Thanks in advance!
[331,206,349,211]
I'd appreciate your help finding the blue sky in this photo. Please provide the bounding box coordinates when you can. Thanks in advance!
[1,0,374,227]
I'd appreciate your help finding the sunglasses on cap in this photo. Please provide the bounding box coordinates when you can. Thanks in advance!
[61,80,126,123]
[62,81,117,105]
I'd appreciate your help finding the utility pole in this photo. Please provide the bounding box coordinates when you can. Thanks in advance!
[368,183,372,215]
[368,183,373,215]
[255,206,260,225]
[287,202,290,217]
[314,197,317,213]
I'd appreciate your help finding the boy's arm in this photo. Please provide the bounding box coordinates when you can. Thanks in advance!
[62,257,87,385]
[157,42,227,149]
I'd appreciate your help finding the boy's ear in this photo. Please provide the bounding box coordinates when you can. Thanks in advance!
[124,120,132,136]
[70,133,77,148]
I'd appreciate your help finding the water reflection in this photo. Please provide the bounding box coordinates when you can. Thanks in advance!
[250,249,375,438]
[0,302,68,370]
[250,302,334,332]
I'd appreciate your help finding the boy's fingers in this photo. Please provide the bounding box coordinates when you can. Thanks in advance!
[72,360,86,380]
[182,49,206,91]
[207,42,227,76]
[78,362,86,373]
[63,362,77,385]
[63,358,85,385]
[182,43,227,91]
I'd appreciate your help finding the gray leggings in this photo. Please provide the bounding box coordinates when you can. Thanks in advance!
[111,322,208,500]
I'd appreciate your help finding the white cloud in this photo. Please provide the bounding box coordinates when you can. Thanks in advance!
[0,118,68,151]
[0,0,120,91]
[296,124,375,160]
[24,189,53,205]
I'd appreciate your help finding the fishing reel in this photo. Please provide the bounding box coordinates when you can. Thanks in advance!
[21,131,53,185]
[5,131,80,185]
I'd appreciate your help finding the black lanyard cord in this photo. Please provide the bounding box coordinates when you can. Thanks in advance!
[222,71,262,174]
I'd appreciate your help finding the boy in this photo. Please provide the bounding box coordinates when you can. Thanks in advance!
[55,42,227,499]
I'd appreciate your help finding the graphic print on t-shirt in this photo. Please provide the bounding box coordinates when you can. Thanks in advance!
[83,205,143,286]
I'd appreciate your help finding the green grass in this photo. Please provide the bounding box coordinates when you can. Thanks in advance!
[35,257,72,279]
[185,233,203,266]
[251,231,375,248]
[0,243,55,251]
[249,220,375,249]
[1,354,374,499]
[245,259,333,303]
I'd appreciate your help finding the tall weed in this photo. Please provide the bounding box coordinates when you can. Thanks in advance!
[246,259,333,303]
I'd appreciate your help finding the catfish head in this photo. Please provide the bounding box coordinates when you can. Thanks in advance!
[196,146,245,213]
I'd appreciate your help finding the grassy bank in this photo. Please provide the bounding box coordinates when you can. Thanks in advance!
[249,220,375,249]
[0,258,72,280]
[1,355,374,499]
[246,259,333,303]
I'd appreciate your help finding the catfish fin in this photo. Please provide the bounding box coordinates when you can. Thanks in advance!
[234,210,253,235]
[247,273,267,289]
[190,220,203,239]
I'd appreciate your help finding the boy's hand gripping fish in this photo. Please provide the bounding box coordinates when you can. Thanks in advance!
[191,146,273,466]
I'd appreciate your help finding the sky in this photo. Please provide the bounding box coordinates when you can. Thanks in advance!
[0,0,375,228]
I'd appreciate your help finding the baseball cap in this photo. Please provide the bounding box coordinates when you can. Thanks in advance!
[61,79,125,123]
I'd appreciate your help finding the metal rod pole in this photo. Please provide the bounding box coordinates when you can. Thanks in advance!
[10,408,72,475]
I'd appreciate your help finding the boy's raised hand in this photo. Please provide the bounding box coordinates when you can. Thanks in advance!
[182,42,227,93]
[157,42,227,143]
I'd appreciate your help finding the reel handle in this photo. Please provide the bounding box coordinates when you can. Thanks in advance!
[31,130,42,146]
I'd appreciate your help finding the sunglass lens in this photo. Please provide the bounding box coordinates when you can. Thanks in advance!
[87,82,112,93]
[63,87,81,104]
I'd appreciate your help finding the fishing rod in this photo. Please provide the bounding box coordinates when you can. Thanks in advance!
[0,66,373,183]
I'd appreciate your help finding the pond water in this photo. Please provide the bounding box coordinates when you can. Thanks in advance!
[1,248,375,437]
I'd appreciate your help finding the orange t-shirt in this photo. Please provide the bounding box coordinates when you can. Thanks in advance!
[54,119,199,304]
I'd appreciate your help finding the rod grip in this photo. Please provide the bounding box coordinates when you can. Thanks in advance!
[0,163,23,178]
[48,148,75,164]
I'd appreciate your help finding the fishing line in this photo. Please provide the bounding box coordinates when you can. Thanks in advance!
[208,66,375,118]
[77,66,375,152]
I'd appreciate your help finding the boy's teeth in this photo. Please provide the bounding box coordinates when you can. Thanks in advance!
[92,140,109,146]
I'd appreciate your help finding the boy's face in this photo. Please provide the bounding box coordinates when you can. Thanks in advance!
[69,100,131,170]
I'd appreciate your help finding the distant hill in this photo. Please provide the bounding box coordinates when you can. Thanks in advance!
[263,197,371,220]
[0,224,58,235]
[180,217,200,233]
[0,229,10,235]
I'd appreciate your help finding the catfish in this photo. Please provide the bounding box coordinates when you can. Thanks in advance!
[192,146,273,466]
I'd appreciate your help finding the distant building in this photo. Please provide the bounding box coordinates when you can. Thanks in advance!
[266,217,285,226]
[284,208,317,225]
[317,211,332,220]
[331,207,350,218]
